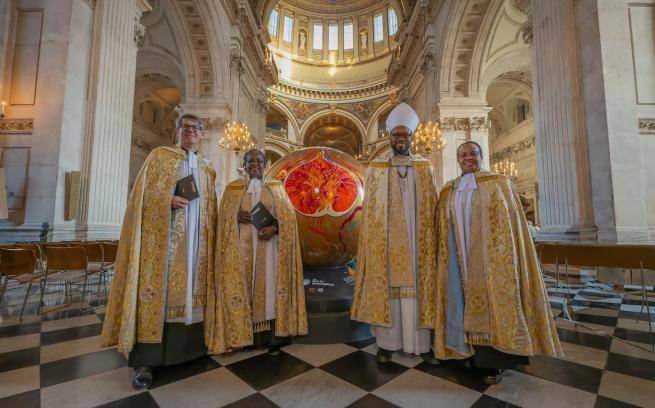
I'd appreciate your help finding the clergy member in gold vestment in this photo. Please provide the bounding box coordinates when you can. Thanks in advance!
[101,114,218,390]
[433,141,562,384]
[210,149,307,355]
[351,103,439,365]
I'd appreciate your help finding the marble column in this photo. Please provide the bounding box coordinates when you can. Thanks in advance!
[78,0,149,239]
[531,0,597,241]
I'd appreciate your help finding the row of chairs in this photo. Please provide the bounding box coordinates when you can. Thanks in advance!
[0,241,118,321]
[536,242,655,351]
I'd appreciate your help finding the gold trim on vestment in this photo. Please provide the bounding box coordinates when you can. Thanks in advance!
[101,146,217,356]
[433,172,562,360]
[351,155,437,329]
[389,287,416,299]
[210,178,307,354]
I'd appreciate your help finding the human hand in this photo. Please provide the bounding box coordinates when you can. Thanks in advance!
[237,210,253,224]
[172,196,189,209]
[257,225,277,241]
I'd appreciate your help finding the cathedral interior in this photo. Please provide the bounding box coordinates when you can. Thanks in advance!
[0,0,655,407]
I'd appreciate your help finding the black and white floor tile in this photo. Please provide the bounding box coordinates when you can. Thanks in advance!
[0,275,654,407]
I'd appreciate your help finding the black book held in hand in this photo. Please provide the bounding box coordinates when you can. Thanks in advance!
[175,175,200,201]
[251,201,276,230]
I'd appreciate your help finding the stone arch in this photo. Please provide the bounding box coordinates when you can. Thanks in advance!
[366,99,397,142]
[438,0,497,98]
[299,109,367,143]
[162,0,228,100]
[301,111,365,157]
[270,100,301,142]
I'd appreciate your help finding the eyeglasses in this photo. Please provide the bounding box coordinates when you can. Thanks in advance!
[180,124,202,132]
[390,134,411,141]
[246,159,265,165]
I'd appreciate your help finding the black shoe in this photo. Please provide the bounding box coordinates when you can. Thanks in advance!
[132,366,153,390]
[481,368,503,385]
[376,348,392,363]
[267,345,282,356]
[420,351,440,365]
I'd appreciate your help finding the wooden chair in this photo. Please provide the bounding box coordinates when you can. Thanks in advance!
[41,246,92,315]
[0,248,43,320]
[537,242,655,351]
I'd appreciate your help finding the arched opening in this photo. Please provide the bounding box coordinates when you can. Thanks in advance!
[130,73,181,190]
[303,113,364,158]
[486,72,538,223]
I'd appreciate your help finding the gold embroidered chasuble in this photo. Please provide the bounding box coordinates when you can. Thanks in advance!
[208,178,307,353]
[238,184,275,330]
[433,172,562,359]
[351,154,438,328]
[101,146,218,356]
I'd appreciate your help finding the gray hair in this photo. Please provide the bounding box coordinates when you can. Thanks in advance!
[176,113,204,131]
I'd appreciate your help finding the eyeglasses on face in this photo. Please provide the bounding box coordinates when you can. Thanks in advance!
[246,159,265,165]
[180,124,202,132]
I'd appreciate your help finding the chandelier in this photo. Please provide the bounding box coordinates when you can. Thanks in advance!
[218,121,255,153]
[411,121,445,156]
[217,48,256,154]
[493,160,518,179]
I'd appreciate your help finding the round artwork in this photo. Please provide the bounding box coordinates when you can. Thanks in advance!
[267,147,365,267]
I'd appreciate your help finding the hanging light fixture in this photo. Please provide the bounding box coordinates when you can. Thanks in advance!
[493,160,518,179]
[412,0,445,156]
[217,48,256,154]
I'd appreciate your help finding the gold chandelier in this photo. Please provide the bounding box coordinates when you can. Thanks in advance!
[218,121,255,153]
[217,47,256,154]
[411,121,445,156]
[493,160,518,179]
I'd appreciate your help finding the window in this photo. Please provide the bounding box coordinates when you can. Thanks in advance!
[373,14,383,42]
[268,9,279,36]
[344,22,353,49]
[283,15,293,43]
[329,24,338,51]
[313,23,323,49]
[388,8,398,36]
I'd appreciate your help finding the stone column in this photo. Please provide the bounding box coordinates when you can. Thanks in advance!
[531,0,596,241]
[78,0,149,239]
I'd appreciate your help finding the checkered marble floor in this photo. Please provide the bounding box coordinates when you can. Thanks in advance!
[1,277,654,407]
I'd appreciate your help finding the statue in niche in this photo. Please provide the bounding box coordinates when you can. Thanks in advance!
[299,30,307,51]
[360,30,368,49]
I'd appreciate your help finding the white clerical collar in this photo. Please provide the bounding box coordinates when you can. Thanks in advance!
[247,177,262,193]
[457,172,478,192]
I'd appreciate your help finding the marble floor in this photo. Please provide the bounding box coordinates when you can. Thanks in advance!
[0,274,654,407]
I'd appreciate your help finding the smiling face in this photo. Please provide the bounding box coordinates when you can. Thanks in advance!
[457,142,483,174]
[389,126,412,156]
[244,150,265,179]
[177,117,204,152]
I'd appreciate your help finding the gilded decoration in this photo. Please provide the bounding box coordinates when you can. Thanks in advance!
[0,118,34,133]
[351,155,437,329]
[638,119,655,135]
[433,172,562,360]
[278,96,387,127]
[490,135,535,162]
[439,117,489,132]
[101,146,217,355]
[212,178,307,352]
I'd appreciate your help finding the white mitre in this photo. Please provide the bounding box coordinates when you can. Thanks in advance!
[385,102,420,133]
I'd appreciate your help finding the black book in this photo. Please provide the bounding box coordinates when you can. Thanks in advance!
[175,175,200,201]
[251,201,276,230]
